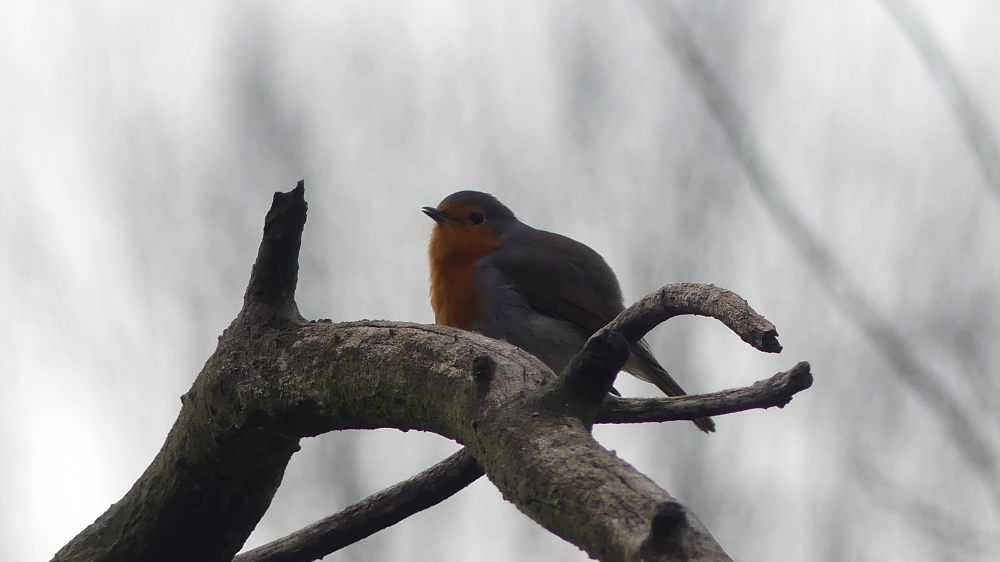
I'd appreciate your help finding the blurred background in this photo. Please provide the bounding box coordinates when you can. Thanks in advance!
[2,1,999,560]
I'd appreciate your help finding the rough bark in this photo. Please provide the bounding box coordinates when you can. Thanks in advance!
[596,361,812,424]
[53,182,807,562]
[235,361,812,562]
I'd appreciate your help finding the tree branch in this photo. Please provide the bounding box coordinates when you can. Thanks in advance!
[233,450,482,562]
[596,361,812,424]
[233,363,813,562]
[240,180,307,327]
[54,183,806,562]
[599,282,781,354]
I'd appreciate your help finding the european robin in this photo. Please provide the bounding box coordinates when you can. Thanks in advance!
[423,191,715,433]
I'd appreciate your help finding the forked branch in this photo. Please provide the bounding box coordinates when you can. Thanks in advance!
[234,362,812,562]
[53,183,809,562]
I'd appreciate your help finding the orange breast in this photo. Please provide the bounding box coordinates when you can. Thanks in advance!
[427,215,503,330]
[429,260,482,330]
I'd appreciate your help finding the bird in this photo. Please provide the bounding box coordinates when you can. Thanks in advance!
[423,190,715,433]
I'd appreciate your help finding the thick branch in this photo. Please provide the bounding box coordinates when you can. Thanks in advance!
[474,398,731,561]
[54,182,314,562]
[239,362,812,562]
[55,184,805,562]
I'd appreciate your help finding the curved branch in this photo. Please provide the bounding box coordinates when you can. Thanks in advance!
[55,184,802,562]
[234,361,811,562]
[600,282,781,353]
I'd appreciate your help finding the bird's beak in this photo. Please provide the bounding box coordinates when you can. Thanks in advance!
[422,206,454,224]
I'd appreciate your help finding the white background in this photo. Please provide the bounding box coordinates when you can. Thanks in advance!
[2,1,998,560]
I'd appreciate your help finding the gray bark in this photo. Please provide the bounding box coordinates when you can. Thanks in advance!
[52,182,809,562]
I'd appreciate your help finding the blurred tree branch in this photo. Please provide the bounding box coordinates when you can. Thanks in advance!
[852,454,1000,558]
[52,183,806,562]
[640,0,1000,506]
[879,0,1000,203]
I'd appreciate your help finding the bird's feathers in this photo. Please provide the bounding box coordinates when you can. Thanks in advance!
[488,223,715,432]
[488,224,624,334]
[426,194,715,433]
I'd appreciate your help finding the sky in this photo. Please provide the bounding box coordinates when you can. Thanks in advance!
[2,1,999,561]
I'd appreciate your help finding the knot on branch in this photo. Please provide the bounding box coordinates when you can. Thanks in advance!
[637,501,690,559]
[472,354,496,394]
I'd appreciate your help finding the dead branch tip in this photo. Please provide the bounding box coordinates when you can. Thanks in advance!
[240,181,308,326]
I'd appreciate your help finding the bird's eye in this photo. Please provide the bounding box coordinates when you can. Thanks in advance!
[469,212,485,225]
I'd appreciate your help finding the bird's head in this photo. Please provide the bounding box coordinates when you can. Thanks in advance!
[423,191,516,265]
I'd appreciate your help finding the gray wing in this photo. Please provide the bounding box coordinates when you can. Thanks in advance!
[489,225,715,433]
[487,225,625,334]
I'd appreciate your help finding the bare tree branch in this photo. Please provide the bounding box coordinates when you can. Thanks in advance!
[233,450,482,562]
[597,361,811,424]
[54,183,804,562]
[599,282,782,354]
[233,361,812,562]
[638,0,1000,504]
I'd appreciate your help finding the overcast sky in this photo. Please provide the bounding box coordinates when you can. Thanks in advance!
[2,1,999,561]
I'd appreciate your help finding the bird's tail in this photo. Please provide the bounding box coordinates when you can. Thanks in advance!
[624,342,716,433]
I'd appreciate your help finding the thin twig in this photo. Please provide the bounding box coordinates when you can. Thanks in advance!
[597,361,812,424]
[233,450,483,562]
